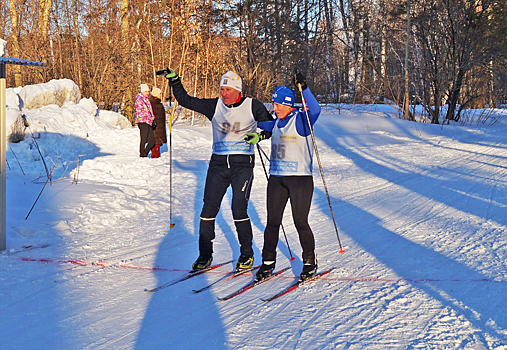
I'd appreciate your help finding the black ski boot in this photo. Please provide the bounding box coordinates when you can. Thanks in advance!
[255,261,275,281]
[300,259,317,281]
[192,255,212,272]
[235,254,254,272]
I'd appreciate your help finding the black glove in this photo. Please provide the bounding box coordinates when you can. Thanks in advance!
[156,68,180,85]
[293,71,307,91]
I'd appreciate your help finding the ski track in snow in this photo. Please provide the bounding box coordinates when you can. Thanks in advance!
[3,107,507,349]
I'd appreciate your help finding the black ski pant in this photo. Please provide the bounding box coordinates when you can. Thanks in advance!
[198,160,254,259]
[139,122,155,157]
[262,175,315,263]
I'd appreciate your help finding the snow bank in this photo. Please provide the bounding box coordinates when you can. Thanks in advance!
[96,110,132,129]
[5,88,20,109]
[4,79,131,142]
[78,97,98,116]
[17,79,81,109]
[5,90,25,142]
[0,38,7,57]
[77,97,131,129]
[6,113,27,143]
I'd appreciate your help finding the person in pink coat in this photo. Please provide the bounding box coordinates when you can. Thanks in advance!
[135,84,155,157]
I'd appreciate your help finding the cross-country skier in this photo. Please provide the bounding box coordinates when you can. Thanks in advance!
[163,69,274,272]
[245,72,321,281]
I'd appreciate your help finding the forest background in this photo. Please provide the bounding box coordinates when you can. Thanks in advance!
[1,0,506,124]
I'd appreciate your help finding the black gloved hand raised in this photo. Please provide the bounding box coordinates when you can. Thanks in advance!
[293,71,307,91]
[156,68,180,85]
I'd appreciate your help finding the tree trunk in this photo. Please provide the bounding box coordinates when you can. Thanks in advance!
[72,0,83,87]
[38,0,52,38]
[120,0,133,123]
[8,0,22,86]
[446,68,465,121]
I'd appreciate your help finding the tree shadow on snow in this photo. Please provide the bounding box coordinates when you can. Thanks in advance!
[1,134,108,349]
[314,125,507,342]
[316,186,507,344]
[6,132,109,179]
[135,159,229,349]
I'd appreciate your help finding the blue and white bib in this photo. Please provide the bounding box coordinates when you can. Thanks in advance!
[269,114,313,176]
[212,98,257,155]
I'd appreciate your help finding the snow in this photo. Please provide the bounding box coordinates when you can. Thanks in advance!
[0,38,6,57]
[2,80,507,349]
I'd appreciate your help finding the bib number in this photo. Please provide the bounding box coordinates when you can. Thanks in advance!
[221,122,241,134]
[272,144,286,159]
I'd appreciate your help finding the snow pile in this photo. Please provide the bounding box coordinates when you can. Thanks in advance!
[78,97,98,115]
[95,109,132,129]
[4,79,131,142]
[5,88,21,109]
[17,79,81,109]
[0,38,6,56]
[4,79,131,177]
[6,113,27,143]
[5,90,25,142]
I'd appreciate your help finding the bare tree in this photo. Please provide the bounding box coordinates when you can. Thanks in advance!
[0,0,504,120]
[8,0,22,86]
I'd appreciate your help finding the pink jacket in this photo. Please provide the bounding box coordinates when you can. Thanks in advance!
[135,93,155,125]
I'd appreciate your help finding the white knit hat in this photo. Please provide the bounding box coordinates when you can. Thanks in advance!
[151,87,162,97]
[140,83,149,93]
[220,71,242,92]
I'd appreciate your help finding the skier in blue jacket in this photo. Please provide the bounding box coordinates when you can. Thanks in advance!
[245,72,321,281]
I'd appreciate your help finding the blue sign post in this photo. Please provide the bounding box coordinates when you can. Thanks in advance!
[1,57,47,251]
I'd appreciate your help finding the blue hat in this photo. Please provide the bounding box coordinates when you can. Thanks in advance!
[271,86,295,107]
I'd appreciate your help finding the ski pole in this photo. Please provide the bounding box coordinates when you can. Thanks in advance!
[167,84,175,229]
[296,83,345,254]
[256,143,295,261]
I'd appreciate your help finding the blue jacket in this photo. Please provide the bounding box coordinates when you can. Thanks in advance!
[258,88,321,136]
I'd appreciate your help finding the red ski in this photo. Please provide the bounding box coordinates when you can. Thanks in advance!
[217,266,291,301]
[144,260,233,294]
[261,268,334,303]
[193,265,260,294]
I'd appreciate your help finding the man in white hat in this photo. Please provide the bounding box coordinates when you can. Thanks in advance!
[163,69,274,272]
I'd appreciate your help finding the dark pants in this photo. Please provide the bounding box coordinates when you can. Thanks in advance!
[139,123,155,157]
[262,175,315,262]
[198,160,254,259]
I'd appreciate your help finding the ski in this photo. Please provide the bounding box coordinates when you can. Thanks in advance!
[193,265,260,294]
[144,260,234,294]
[217,266,291,301]
[3,243,50,256]
[261,268,335,303]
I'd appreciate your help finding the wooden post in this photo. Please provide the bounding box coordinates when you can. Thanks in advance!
[0,57,47,251]
[0,62,6,251]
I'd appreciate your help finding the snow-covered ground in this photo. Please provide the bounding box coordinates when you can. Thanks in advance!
[1,80,507,349]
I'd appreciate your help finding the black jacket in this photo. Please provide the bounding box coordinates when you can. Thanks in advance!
[171,81,274,167]
[171,81,273,123]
